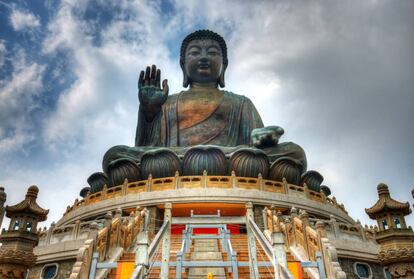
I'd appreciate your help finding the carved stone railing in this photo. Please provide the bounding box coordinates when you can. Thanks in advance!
[68,207,146,279]
[64,173,348,216]
[265,207,347,279]
[38,219,106,246]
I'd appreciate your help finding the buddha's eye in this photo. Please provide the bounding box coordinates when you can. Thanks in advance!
[188,50,201,56]
[208,51,219,56]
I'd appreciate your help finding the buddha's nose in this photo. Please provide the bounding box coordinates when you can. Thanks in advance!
[199,57,208,63]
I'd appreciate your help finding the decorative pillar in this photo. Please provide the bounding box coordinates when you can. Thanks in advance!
[160,203,172,279]
[0,185,48,279]
[365,183,414,278]
[246,202,259,278]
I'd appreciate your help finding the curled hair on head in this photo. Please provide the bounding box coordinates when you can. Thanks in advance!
[180,29,228,88]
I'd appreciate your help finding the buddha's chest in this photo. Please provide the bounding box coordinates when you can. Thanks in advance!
[178,92,226,130]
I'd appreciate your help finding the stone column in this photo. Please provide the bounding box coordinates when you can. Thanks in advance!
[160,203,172,279]
[246,202,259,278]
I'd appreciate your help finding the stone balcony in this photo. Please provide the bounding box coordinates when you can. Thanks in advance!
[58,173,352,227]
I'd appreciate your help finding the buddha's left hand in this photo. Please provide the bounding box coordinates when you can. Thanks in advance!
[251,126,284,148]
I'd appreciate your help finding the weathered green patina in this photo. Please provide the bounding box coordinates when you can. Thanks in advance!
[101,30,308,185]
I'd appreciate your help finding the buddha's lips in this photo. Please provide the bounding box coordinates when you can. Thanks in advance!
[198,64,210,69]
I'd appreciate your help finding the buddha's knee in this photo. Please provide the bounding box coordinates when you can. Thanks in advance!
[102,145,134,173]
[263,141,307,171]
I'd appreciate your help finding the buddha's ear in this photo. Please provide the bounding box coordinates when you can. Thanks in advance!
[181,65,190,88]
[183,74,190,88]
[218,65,227,88]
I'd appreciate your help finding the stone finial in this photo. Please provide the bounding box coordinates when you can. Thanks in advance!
[299,210,309,223]
[315,221,325,229]
[89,221,99,230]
[115,208,122,217]
[245,202,253,210]
[105,211,113,220]
[290,207,298,216]
[377,183,390,197]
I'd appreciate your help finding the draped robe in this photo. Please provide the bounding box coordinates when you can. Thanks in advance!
[135,90,264,147]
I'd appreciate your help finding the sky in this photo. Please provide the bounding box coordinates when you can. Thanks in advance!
[0,0,413,229]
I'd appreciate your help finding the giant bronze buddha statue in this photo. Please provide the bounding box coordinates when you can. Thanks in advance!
[87,30,324,195]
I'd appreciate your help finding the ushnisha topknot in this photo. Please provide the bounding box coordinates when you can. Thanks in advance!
[180,29,228,69]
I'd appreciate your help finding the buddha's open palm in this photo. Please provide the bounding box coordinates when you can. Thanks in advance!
[138,65,169,117]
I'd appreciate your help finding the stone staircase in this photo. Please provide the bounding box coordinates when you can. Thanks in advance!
[188,237,226,278]
[107,233,310,278]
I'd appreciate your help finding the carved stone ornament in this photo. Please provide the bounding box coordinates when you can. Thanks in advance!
[228,148,269,178]
[300,170,324,192]
[79,186,90,198]
[389,262,414,278]
[182,146,227,175]
[378,247,414,265]
[107,158,141,187]
[87,172,109,193]
[269,157,303,185]
[140,148,181,179]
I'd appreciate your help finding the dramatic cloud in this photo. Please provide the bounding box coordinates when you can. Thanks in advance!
[0,0,413,227]
[9,9,40,31]
[0,50,45,155]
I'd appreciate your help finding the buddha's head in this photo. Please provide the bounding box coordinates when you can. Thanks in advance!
[180,30,228,88]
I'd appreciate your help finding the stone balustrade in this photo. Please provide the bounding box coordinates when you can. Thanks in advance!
[64,173,348,217]
[38,219,105,246]
[68,207,146,279]
[265,208,347,278]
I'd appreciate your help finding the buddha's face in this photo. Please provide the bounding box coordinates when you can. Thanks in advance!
[184,39,223,85]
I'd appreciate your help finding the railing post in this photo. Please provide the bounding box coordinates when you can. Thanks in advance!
[134,209,150,278]
[115,208,123,247]
[223,228,232,273]
[147,174,152,192]
[290,207,298,247]
[160,203,172,279]
[272,232,287,279]
[46,222,55,245]
[231,250,239,279]
[176,251,183,279]
[329,215,339,238]
[202,170,208,188]
[262,207,268,231]
[184,225,191,252]
[299,210,310,257]
[316,251,327,279]
[246,202,259,279]
[89,252,99,279]
[231,170,237,188]
[258,173,264,191]
[174,171,180,189]
[104,211,113,260]
[356,219,366,241]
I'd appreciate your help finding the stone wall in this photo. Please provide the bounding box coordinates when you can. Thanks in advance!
[28,260,75,279]
[339,257,385,279]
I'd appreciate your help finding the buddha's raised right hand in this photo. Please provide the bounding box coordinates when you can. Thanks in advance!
[138,65,169,121]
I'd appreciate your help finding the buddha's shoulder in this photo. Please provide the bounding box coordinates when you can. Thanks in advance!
[166,90,251,104]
